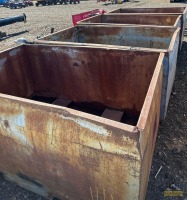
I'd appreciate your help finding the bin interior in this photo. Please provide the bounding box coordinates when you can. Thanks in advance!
[79,14,180,26]
[110,7,186,13]
[42,25,176,49]
[0,45,161,126]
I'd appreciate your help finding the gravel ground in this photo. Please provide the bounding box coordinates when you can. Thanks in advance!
[0,0,187,199]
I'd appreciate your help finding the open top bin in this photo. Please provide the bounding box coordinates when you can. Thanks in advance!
[0,44,164,200]
[108,7,187,47]
[38,25,180,120]
[78,14,181,28]
[109,7,187,15]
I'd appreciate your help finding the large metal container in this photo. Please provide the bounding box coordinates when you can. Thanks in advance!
[0,44,164,200]
[109,7,187,16]
[78,14,181,28]
[78,14,182,48]
[108,7,187,47]
[38,25,180,120]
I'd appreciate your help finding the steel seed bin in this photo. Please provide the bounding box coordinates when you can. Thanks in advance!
[78,14,181,28]
[108,7,187,47]
[38,25,180,120]
[0,44,164,200]
[78,13,184,48]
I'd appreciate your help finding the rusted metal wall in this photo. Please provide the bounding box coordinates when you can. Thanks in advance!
[108,7,187,48]
[40,25,176,49]
[38,25,180,120]
[109,7,187,14]
[165,30,180,115]
[0,44,164,200]
[0,95,141,200]
[0,46,33,98]
[24,45,160,111]
[78,14,181,27]
[78,13,182,48]
[137,55,163,200]
[159,27,180,120]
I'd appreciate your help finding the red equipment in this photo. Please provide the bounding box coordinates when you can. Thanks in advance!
[72,9,105,26]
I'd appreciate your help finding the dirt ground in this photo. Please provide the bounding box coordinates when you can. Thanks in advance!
[0,0,187,199]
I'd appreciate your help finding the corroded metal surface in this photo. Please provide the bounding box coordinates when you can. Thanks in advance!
[24,45,159,111]
[137,54,163,200]
[0,44,164,200]
[40,25,178,49]
[78,14,181,27]
[79,13,183,51]
[0,46,33,98]
[0,96,141,200]
[109,7,187,14]
[38,25,180,120]
[108,7,187,48]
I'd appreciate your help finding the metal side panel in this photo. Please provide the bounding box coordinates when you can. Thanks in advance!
[39,26,76,42]
[106,9,186,47]
[137,53,164,200]
[0,95,141,200]
[0,45,164,199]
[79,14,181,27]
[160,26,180,120]
[39,25,174,50]
[36,25,179,122]
[0,46,33,98]
[108,7,187,14]
[166,29,180,114]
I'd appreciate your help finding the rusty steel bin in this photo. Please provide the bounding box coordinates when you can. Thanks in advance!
[108,7,187,47]
[78,14,181,28]
[0,44,164,200]
[78,14,182,48]
[38,25,180,120]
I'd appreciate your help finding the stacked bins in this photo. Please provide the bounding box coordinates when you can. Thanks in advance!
[38,25,180,120]
[78,14,181,28]
[108,7,187,48]
[78,13,183,48]
[0,44,164,200]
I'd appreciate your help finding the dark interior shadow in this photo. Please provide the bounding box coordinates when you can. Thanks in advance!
[170,0,187,3]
